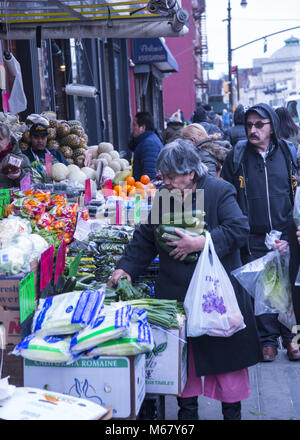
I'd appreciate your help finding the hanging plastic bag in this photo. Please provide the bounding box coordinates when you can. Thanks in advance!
[293,187,300,286]
[183,231,245,338]
[278,305,297,333]
[232,250,292,315]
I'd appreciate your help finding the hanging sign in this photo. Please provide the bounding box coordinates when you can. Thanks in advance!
[84,178,92,205]
[40,245,54,291]
[45,153,52,175]
[20,171,31,191]
[54,240,66,285]
[68,250,83,278]
[19,272,35,323]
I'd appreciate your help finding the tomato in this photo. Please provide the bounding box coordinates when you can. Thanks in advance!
[140,174,150,185]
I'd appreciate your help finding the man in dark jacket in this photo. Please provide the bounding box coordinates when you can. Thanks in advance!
[221,102,300,362]
[24,123,69,167]
[162,110,184,145]
[132,112,163,181]
[227,104,247,147]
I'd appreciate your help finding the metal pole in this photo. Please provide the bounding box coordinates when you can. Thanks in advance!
[227,0,233,111]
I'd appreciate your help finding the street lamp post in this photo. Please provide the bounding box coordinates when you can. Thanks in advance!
[227,0,247,111]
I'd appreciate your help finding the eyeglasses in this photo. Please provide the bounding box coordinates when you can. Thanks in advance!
[246,121,271,130]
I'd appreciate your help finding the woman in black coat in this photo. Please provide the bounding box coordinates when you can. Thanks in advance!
[108,139,262,420]
[227,104,247,147]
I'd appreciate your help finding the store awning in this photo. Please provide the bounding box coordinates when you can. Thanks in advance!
[131,37,178,73]
[0,1,189,39]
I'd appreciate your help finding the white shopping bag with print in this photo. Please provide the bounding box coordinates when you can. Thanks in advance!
[184,231,246,337]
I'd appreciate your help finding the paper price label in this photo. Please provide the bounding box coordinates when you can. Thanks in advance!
[19,272,35,323]
[20,171,31,190]
[134,194,141,224]
[0,189,10,219]
[40,245,54,291]
[68,250,83,278]
[45,153,52,175]
[54,240,66,285]
[84,178,92,205]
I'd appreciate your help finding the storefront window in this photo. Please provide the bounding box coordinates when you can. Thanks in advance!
[70,38,90,127]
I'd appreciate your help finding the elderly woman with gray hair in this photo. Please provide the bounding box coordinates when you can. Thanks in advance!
[108,139,261,420]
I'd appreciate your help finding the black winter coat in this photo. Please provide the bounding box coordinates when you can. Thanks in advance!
[227,124,247,147]
[117,174,262,375]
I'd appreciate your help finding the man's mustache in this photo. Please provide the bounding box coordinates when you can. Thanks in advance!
[249,134,259,140]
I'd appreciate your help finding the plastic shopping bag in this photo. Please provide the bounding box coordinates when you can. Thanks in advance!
[293,187,300,286]
[232,250,292,315]
[278,305,297,332]
[183,231,245,338]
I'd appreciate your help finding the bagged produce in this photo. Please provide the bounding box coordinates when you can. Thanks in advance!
[0,215,31,245]
[32,288,106,337]
[184,231,245,337]
[70,304,133,354]
[0,246,30,275]
[11,335,74,363]
[232,250,292,315]
[86,320,154,357]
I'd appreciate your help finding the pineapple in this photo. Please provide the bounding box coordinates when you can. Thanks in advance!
[73,147,86,158]
[60,134,81,149]
[67,120,82,127]
[57,122,71,138]
[67,158,74,164]
[22,130,31,144]
[60,146,73,158]
[47,127,57,140]
[71,126,84,136]
[74,155,85,167]
[49,119,58,128]
[47,140,60,150]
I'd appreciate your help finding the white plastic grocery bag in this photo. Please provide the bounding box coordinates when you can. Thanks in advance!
[184,231,245,337]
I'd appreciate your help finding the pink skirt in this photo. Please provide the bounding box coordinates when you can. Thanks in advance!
[181,344,250,403]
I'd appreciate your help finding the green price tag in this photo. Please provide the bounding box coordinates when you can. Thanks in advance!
[0,189,10,219]
[19,272,35,323]
[134,194,141,224]
[68,250,83,278]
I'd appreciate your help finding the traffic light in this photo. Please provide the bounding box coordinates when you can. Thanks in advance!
[223,81,231,95]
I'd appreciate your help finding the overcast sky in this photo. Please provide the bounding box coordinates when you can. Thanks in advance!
[205,0,300,79]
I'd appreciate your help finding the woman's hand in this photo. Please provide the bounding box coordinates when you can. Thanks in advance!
[297,225,300,245]
[166,229,206,261]
[273,239,289,255]
[7,169,21,180]
[107,269,131,287]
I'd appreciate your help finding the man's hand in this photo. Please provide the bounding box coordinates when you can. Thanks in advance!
[7,169,21,180]
[273,239,289,255]
[107,269,131,287]
[166,229,206,261]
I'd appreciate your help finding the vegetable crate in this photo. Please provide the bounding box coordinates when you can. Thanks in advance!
[24,354,146,420]
[145,320,187,396]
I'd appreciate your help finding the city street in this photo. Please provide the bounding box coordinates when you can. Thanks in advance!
[165,349,300,420]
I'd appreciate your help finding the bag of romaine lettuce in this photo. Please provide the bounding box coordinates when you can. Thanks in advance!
[70,304,133,354]
[11,334,74,363]
[32,288,106,337]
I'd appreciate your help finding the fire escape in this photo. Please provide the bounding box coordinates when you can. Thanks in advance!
[192,0,209,104]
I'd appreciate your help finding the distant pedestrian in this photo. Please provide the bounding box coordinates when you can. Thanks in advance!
[192,105,223,136]
[222,109,230,130]
[162,110,184,145]
[227,104,247,147]
[275,106,300,147]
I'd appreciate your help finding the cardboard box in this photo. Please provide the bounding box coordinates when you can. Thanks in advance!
[145,321,187,396]
[24,354,146,420]
[0,259,40,310]
[0,344,24,387]
[0,307,21,345]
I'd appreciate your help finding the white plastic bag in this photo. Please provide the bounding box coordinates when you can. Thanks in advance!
[184,231,245,337]
[278,306,297,332]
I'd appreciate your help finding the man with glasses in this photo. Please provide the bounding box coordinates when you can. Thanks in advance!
[221,103,300,362]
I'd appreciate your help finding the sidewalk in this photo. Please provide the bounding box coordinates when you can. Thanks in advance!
[164,349,300,420]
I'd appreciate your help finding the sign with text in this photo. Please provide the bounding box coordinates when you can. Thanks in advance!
[40,245,54,291]
[84,178,92,205]
[54,240,66,285]
[45,153,52,175]
[0,189,10,218]
[19,271,35,323]
[20,171,31,190]
[68,250,83,278]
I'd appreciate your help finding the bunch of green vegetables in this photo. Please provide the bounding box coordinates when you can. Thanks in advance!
[156,210,206,263]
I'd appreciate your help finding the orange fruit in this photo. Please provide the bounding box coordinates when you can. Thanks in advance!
[135,181,144,189]
[128,187,136,197]
[114,185,121,195]
[126,176,135,186]
[140,174,150,185]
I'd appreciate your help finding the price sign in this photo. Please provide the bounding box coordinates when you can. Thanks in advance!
[20,171,31,190]
[19,272,35,323]
[68,250,83,278]
[84,178,92,205]
[134,194,141,224]
[54,239,66,285]
[104,179,113,197]
[0,189,10,219]
[45,153,52,175]
[40,245,54,291]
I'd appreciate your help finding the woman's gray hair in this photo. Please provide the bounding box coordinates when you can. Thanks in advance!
[156,138,208,181]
